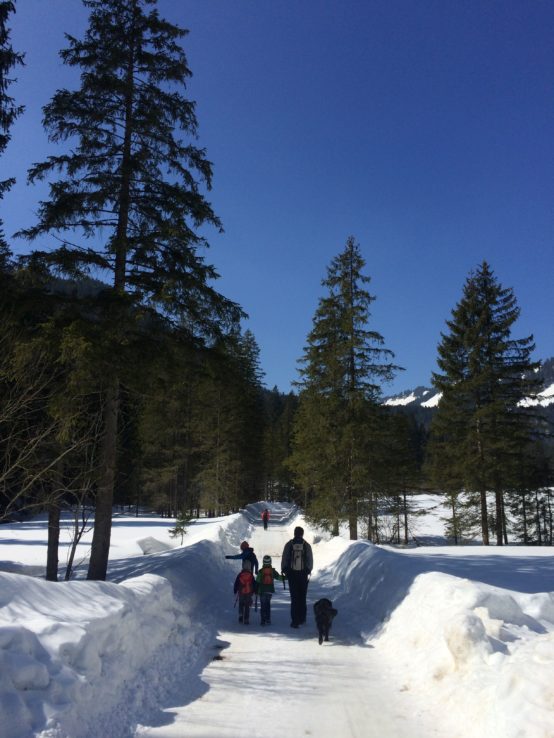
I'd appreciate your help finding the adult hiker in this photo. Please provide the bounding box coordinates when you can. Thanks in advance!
[261,508,270,530]
[281,526,313,628]
[225,540,259,574]
[255,555,284,625]
[234,560,256,625]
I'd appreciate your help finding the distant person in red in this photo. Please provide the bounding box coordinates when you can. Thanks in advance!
[261,508,270,530]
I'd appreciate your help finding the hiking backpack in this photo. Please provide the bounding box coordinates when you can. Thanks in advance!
[238,571,254,595]
[261,566,273,586]
[291,542,305,571]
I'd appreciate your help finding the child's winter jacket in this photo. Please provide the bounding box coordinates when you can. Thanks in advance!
[226,548,259,574]
[234,570,257,596]
[255,566,284,595]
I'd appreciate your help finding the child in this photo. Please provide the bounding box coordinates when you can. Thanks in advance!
[234,559,256,625]
[255,555,285,625]
[226,540,259,574]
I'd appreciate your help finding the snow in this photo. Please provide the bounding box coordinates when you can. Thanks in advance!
[520,382,554,407]
[421,391,442,407]
[383,392,417,406]
[1,502,553,738]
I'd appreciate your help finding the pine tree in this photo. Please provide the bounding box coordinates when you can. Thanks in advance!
[20,0,241,579]
[191,329,266,514]
[262,388,297,501]
[427,261,539,545]
[290,237,399,539]
[0,0,24,263]
[380,413,423,544]
[169,510,190,544]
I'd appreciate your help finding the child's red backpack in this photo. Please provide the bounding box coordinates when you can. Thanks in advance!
[238,570,254,595]
[261,566,273,586]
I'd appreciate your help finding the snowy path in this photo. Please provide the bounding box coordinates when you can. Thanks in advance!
[134,524,441,738]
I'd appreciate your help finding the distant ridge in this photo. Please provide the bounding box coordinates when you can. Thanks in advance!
[382,356,554,415]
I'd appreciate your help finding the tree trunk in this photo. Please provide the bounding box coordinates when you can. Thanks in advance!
[495,489,503,546]
[451,496,458,545]
[522,491,528,544]
[86,31,135,580]
[87,378,119,580]
[534,489,542,545]
[502,495,509,545]
[366,491,374,542]
[403,492,409,545]
[480,488,489,545]
[46,501,60,581]
[546,489,552,546]
[348,494,358,540]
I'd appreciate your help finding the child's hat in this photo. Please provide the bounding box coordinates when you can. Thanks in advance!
[263,555,272,565]
[242,560,252,571]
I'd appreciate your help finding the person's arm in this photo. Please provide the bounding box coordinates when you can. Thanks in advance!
[281,541,290,574]
[273,568,284,581]
[225,552,243,560]
[305,543,313,574]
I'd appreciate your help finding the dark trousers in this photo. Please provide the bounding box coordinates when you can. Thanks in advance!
[259,593,272,623]
[287,571,309,625]
[263,519,268,530]
[238,594,252,623]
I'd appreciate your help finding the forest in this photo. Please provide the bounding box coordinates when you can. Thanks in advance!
[1,0,553,583]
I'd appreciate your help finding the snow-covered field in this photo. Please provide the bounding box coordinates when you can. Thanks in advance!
[1,499,553,738]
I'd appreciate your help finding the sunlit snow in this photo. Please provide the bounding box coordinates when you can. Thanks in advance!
[1,500,553,738]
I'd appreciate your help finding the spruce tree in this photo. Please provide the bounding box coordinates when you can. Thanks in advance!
[20,0,241,579]
[192,329,265,514]
[0,0,24,262]
[428,261,539,545]
[262,388,297,500]
[290,237,399,539]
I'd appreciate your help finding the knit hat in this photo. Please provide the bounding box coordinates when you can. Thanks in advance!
[242,560,252,571]
[262,555,272,565]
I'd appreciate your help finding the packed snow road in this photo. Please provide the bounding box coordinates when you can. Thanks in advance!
[135,519,441,738]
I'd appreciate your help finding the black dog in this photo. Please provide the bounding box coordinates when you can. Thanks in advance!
[313,598,338,645]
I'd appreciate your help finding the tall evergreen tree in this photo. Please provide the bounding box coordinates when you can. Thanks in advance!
[290,237,399,539]
[192,329,265,514]
[0,0,24,262]
[20,0,241,579]
[262,388,297,500]
[427,261,539,545]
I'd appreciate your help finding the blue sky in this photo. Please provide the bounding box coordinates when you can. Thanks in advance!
[3,0,553,394]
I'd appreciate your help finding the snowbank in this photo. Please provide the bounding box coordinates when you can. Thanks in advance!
[0,572,185,738]
[377,572,554,738]
[0,514,251,738]
[316,538,554,738]
[1,505,553,737]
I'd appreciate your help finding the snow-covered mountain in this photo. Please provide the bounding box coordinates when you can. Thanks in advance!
[383,385,441,409]
[383,356,554,414]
